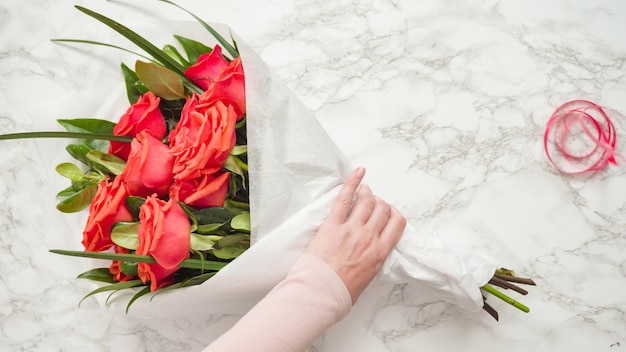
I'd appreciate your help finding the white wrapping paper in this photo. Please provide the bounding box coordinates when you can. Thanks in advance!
[94,24,495,318]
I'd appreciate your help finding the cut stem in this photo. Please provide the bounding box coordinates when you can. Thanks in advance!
[481,284,530,313]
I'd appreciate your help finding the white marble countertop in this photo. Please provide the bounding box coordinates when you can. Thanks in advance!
[1,0,626,351]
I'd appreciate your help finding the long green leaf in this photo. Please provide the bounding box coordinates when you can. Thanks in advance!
[76,267,116,283]
[50,249,227,271]
[74,6,203,94]
[157,0,239,58]
[74,6,185,74]
[121,63,141,104]
[79,279,144,306]
[0,131,132,142]
[51,39,153,62]
[126,286,151,313]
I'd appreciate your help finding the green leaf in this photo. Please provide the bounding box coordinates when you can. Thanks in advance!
[195,222,227,235]
[230,145,247,156]
[212,244,247,260]
[190,233,215,251]
[55,162,84,182]
[135,60,186,100]
[230,212,250,232]
[111,222,140,250]
[50,249,227,271]
[57,118,115,135]
[224,155,246,183]
[125,196,145,219]
[86,150,126,175]
[174,35,212,64]
[126,286,151,314]
[66,143,106,173]
[51,38,152,62]
[157,0,239,59]
[74,6,202,94]
[216,234,250,249]
[163,44,190,67]
[192,207,234,226]
[76,268,116,283]
[79,279,144,306]
[56,183,98,213]
[121,62,141,104]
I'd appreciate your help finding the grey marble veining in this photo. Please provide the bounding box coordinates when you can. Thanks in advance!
[1,0,625,351]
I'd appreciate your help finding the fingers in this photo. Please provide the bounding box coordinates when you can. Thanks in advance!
[378,207,406,251]
[327,167,365,224]
[348,184,376,224]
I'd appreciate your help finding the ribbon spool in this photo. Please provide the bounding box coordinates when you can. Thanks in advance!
[544,100,618,174]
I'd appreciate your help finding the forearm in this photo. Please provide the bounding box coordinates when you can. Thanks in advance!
[203,253,352,352]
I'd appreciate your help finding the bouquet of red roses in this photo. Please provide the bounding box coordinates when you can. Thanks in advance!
[0,1,534,320]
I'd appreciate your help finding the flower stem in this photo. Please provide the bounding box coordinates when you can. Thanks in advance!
[481,284,530,313]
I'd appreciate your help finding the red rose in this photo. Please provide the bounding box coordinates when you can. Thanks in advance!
[168,96,237,181]
[184,45,229,90]
[199,55,246,119]
[184,45,246,119]
[170,172,230,208]
[136,195,190,291]
[121,131,174,198]
[82,176,133,252]
[109,92,167,161]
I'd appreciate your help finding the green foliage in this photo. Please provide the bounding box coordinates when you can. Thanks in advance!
[121,62,142,104]
[174,35,213,64]
[76,268,116,283]
[111,222,140,250]
[135,60,186,100]
[56,183,98,213]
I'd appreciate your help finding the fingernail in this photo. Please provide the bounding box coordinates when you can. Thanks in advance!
[354,167,365,178]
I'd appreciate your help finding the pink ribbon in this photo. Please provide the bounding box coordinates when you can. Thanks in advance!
[544,100,618,174]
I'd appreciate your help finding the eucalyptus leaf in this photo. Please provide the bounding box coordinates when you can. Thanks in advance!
[76,268,116,283]
[212,245,247,260]
[56,183,98,213]
[111,222,140,250]
[230,212,250,232]
[55,162,84,182]
[135,60,186,100]
[174,35,212,64]
[86,150,126,175]
[190,233,215,251]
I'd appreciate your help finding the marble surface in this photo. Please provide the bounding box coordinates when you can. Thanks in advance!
[1,0,626,351]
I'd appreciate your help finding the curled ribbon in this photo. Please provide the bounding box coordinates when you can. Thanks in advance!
[544,100,618,174]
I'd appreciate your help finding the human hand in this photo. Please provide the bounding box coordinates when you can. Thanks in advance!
[305,167,407,303]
